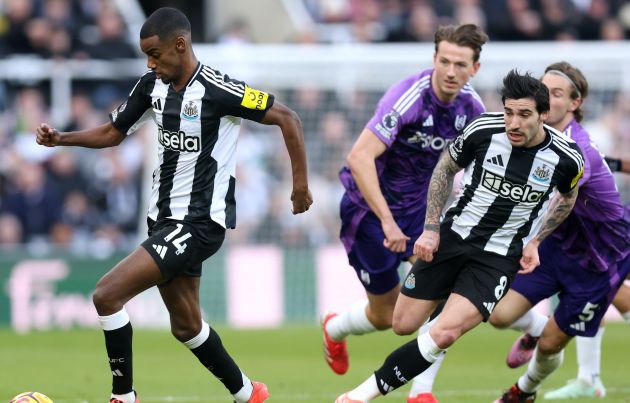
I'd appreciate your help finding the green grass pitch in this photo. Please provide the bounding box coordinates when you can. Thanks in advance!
[2,323,629,402]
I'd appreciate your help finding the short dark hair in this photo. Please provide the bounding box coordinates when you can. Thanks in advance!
[140,7,191,41]
[501,70,550,114]
[434,24,488,62]
[544,61,589,122]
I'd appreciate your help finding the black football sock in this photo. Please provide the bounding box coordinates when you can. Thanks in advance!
[373,338,433,395]
[103,322,134,394]
[185,322,246,394]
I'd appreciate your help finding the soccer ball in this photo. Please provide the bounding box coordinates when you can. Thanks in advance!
[9,392,53,403]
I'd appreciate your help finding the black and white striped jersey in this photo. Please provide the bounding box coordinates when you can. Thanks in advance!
[444,112,584,257]
[109,62,275,228]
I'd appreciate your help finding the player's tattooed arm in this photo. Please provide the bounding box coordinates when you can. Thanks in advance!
[424,151,461,232]
[534,185,579,242]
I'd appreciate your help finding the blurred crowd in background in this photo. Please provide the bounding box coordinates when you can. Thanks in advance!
[0,0,629,254]
[300,0,630,43]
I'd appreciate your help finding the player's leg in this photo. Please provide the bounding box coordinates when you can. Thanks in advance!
[490,290,548,368]
[404,228,518,403]
[407,358,443,403]
[335,298,444,402]
[495,316,569,403]
[573,278,630,395]
[489,289,536,330]
[336,253,452,402]
[324,208,403,374]
[338,295,481,402]
[323,286,398,375]
[567,281,630,394]
[427,292,483,350]
[324,282,399,340]
[407,306,444,403]
[337,233,503,402]
[490,243,560,369]
[427,248,517,348]
[154,219,263,402]
[545,265,630,399]
[159,275,266,402]
[572,326,606,398]
[328,201,425,338]
[92,246,164,403]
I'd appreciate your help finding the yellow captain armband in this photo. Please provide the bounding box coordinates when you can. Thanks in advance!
[241,85,269,110]
[570,165,584,189]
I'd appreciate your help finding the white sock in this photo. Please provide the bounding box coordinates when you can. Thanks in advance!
[418,314,439,335]
[417,331,444,363]
[622,311,630,324]
[110,391,135,403]
[233,373,253,403]
[347,374,382,401]
[409,315,444,396]
[183,321,210,349]
[508,310,548,337]
[326,300,377,341]
[409,353,445,396]
[576,327,604,384]
[98,308,130,331]
[518,347,564,393]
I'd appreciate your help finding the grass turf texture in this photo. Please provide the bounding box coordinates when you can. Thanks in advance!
[2,323,628,402]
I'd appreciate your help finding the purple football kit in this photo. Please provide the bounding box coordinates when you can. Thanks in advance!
[339,69,485,293]
[511,119,630,336]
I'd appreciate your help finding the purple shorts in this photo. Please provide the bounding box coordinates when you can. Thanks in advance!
[339,193,425,294]
[510,236,630,337]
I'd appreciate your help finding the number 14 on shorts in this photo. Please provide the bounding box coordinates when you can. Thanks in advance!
[164,223,192,255]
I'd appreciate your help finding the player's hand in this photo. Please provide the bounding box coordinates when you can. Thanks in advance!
[290,187,313,214]
[519,239,540,274]
[381,218,410,253]
[36,123,61,147]
[413,230,440,262]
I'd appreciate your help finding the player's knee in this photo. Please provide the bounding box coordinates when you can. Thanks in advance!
[171,322,201,343]
[392,324,414,335]
[369,308,394,330]
[488,311,511,329]
[537,336,564,355]
[431,328,460,349]
[91,290,104,311]
[92,285,118,314]
[372,316,393,330]
[391,317,417,335]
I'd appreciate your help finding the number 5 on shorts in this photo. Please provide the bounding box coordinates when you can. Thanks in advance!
[578,301,599,322]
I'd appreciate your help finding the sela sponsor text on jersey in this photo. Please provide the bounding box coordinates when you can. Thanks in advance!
[481,169,545,203]
[157,125,200,152]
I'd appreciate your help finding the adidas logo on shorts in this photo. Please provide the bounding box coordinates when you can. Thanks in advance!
[152,244,167,259]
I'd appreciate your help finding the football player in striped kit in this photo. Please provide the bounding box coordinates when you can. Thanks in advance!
[335,70,584,403]
[35,7,312,403]
[322,24,487,403]
[490,62,630,402]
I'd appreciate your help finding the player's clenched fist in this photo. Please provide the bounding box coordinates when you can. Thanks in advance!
[36,123,61,147]
[413,230,440,262]
[291,188,313,214]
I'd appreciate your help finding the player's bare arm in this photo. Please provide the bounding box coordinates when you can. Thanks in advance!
[519,185,579,273]
[36,122,125,149]
[347,129,409,253]
[414,151,460,261]
[261,100,313,214]
[534,185,579,243]
[424,151,460,231]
